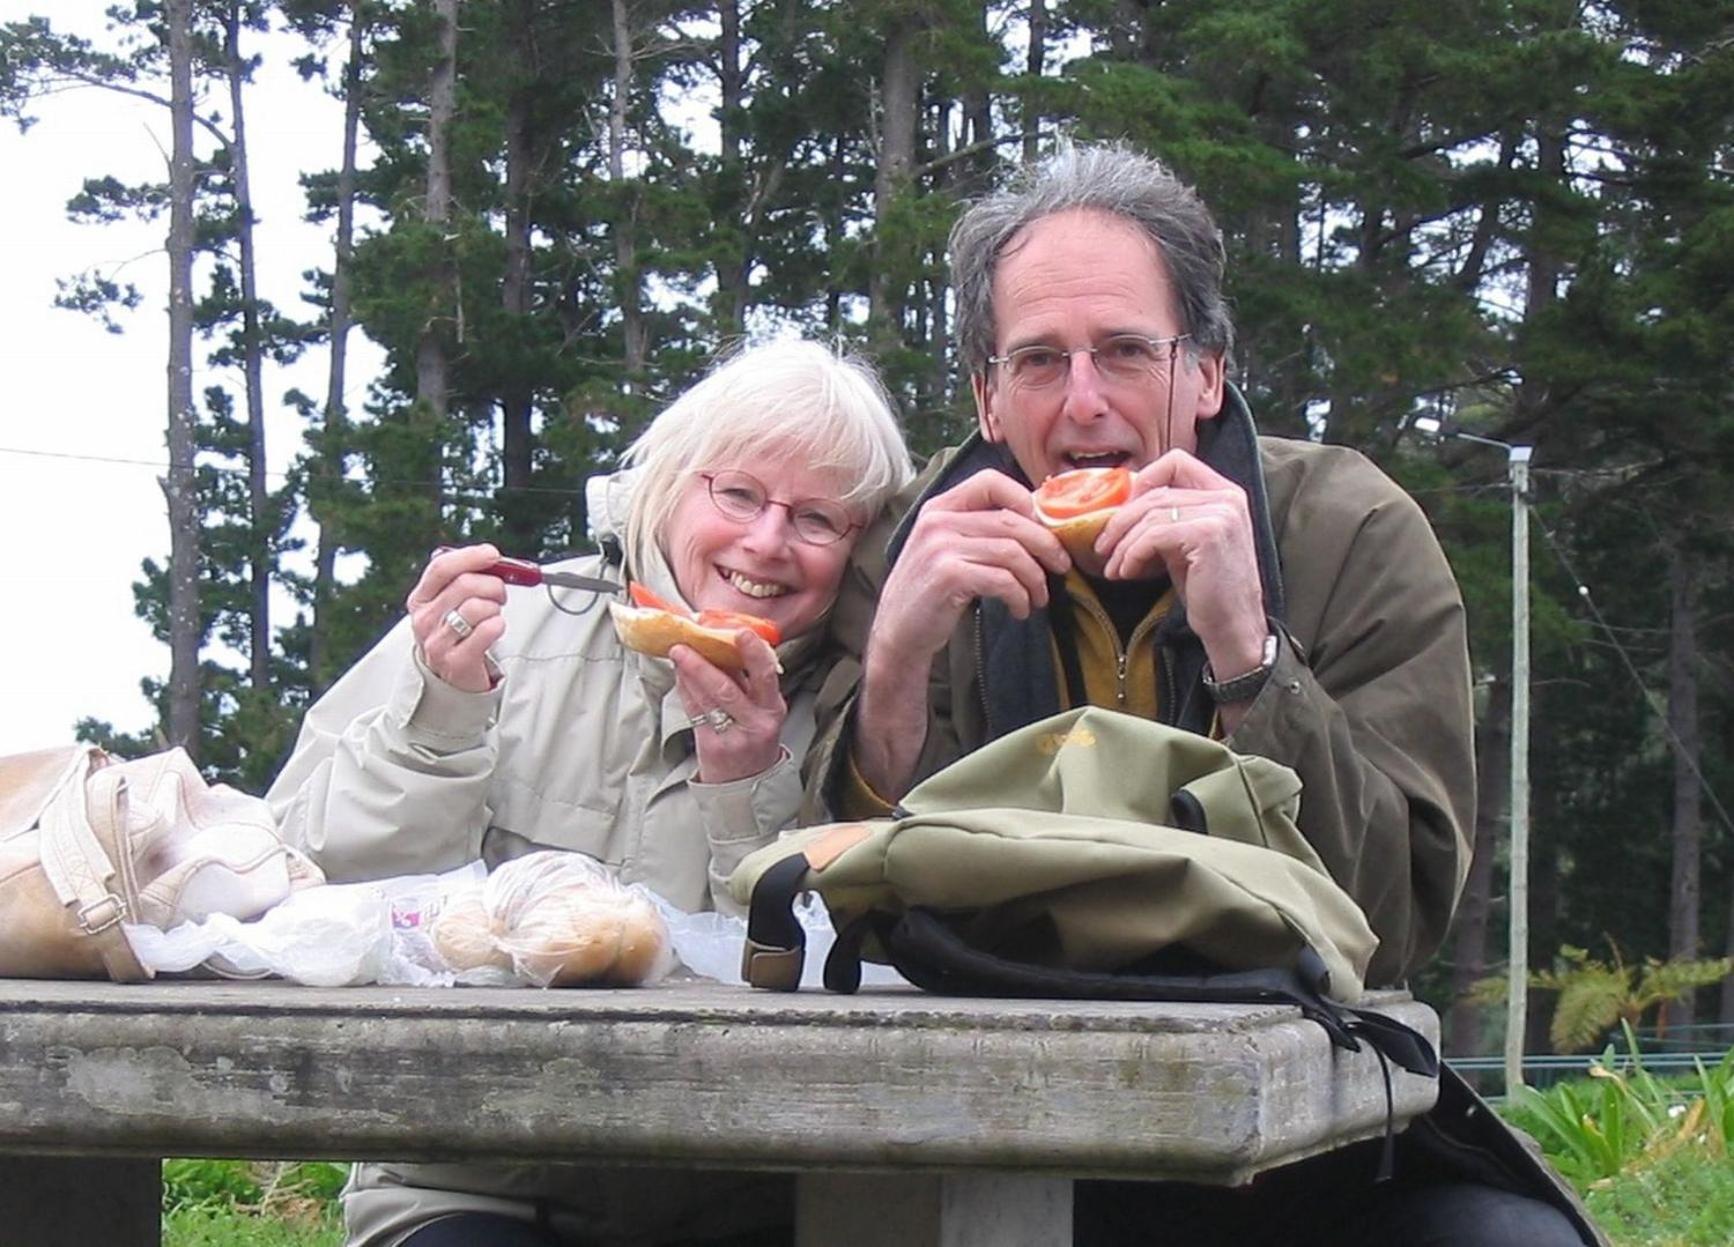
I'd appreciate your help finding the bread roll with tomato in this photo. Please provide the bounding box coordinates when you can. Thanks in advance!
[1033,467,1133,565]
[608,583,782,672]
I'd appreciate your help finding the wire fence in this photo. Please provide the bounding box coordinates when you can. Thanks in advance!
[1449,1024,1734,1101]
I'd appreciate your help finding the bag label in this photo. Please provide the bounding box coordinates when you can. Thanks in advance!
[802,822,874,871]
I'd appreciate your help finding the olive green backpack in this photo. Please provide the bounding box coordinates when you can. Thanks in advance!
[731,707,1435,1087]
[729,707,1608,1234]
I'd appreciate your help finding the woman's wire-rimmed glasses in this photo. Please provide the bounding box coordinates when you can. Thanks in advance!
[699,470,860,547]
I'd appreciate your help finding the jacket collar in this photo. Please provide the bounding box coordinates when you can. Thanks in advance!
[884,383,1283,739]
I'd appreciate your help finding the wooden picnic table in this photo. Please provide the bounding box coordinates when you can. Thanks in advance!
[0,977,1437,1246]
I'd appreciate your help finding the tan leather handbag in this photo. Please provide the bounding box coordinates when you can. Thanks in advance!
[0,745,324,981]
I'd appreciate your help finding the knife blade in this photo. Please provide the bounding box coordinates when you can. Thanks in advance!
[434,549,622,596]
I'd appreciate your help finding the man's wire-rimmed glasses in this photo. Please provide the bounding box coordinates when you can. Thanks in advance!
[987,333,1191,391]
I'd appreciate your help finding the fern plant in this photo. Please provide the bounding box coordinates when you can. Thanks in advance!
[1469,942,1732,1053]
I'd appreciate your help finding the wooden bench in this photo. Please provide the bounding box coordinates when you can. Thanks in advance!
[0,979,1438,1246]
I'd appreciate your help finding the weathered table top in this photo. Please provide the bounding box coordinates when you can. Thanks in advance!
[0,977,1437,1185]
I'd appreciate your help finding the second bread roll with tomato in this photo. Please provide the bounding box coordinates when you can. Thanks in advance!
[1033,467,1133,565]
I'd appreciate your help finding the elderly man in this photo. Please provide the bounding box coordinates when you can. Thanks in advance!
[804,143,1597,1246]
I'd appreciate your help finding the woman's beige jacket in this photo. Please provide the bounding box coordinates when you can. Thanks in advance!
[264,498,823,1246]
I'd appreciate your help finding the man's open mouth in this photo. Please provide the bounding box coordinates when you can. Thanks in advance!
[1060,450,1133,472]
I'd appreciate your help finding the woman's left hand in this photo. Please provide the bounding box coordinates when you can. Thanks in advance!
[671,631,787,784]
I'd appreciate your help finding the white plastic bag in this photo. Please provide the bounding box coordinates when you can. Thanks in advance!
[124,862,484,987]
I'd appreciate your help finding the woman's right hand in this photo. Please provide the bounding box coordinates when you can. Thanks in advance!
[405,544,510,692]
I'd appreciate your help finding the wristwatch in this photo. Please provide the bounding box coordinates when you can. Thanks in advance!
[1202,632,1279,703]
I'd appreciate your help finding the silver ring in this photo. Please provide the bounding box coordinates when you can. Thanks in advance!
[1169,506,1181,523]
[443,608,474,640]
[695,707,735,733]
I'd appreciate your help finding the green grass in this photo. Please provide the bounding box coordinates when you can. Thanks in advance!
[1494,1029,1734,1246]
[166,1205,343,1247]
[1580,1143,1734,1246]
[163,1159,345,1247]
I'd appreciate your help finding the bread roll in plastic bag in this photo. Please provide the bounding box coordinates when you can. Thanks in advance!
[431,850,673,987]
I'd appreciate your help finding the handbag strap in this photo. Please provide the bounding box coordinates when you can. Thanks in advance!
[37,751,149,983]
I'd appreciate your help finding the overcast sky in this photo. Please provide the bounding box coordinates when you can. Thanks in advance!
[0,1,371,756]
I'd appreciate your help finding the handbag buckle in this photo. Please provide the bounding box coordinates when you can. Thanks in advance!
[76,893,127,935]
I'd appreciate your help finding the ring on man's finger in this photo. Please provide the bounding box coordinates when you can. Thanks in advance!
[443,608,474,640]
[695,706,734,733]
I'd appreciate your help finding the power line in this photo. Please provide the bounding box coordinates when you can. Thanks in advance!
[1531,514,1734,845]
[0,443,595,502]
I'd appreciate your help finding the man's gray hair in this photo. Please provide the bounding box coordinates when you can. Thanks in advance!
[620,338,913,579]
[949,141,1234,379]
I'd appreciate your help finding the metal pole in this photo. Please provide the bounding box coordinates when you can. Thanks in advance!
[1505,446,1533,1096]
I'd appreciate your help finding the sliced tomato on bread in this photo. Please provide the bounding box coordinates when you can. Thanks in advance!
[629,582,690,615]
[610,582,783,671]
[1033,466,1133,519]
[695,609,782,647]
[1032,466,1132,564]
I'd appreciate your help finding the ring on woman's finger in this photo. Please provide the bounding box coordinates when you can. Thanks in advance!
[443,608,474,640]
[1169,505,1180,523]
[694,706,735,733]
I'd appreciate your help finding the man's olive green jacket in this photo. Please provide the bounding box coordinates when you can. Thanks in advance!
[802,386,1475,988]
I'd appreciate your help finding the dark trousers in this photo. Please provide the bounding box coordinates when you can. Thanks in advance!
[400,1151,1586,1247]
[400,1211,791,1247]
[1075,1138,1586,1247]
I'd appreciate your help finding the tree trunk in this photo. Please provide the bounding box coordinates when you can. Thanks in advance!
[162,0,201,755]
[960,8,991,185]
[1455,131,1517,296]
[1446,675,1511,1056]
[416,0,458,436]
[310,0,365,694]
[1514,123,1565,430]
[1722,869,1734,1024]
[870,19,917,330]
[222,4,271,693]
[826,133,845,331]
[500,28,536,554]
[1024,0,1046,164]
[1665,541,1702,1029]
[609,0,646,380]
[714,0,749,335]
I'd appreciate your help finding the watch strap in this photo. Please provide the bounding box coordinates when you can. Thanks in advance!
[1202,632,1279,703]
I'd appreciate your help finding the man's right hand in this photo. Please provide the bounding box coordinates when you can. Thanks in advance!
[854,470,1070,799]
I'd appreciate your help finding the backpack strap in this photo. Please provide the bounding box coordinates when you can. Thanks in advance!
[829,906,1438,1178]
[741,853,811,990]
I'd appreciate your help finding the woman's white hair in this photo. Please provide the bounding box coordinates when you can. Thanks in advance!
[620,338,913,578]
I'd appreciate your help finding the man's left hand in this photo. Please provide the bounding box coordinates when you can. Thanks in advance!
[1095,450,1269,709]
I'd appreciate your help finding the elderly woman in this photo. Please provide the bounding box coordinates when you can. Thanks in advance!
[265,338,912,1247]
